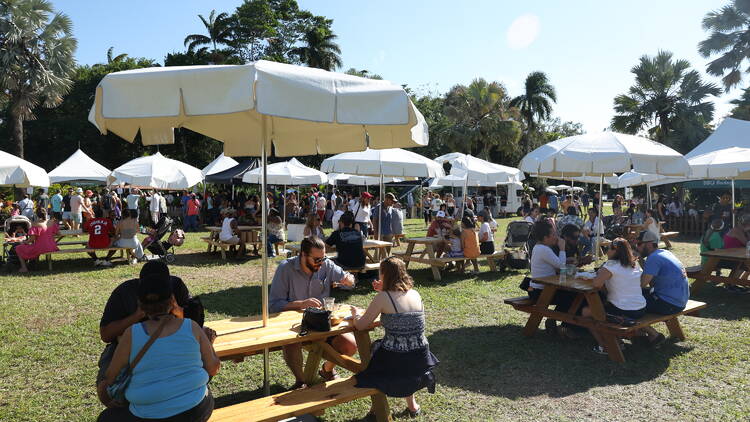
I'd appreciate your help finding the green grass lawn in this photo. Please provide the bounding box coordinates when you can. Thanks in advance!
[1,217,749,421]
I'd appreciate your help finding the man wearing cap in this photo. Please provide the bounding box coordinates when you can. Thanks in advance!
[636,230,690,347]
[97,261,209,381]
[269,236,356,389]
[70,188,84,231]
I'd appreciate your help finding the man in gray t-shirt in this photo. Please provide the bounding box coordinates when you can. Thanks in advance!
[269,237,355,388]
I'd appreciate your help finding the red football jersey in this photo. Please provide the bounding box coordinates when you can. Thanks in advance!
[85,218,113,249]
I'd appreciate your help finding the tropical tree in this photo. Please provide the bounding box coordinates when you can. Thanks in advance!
[441,78,522,161]
[183,9,233,63]
[698,0,750,90]
[730,87,750,120]
[510,71,557,154]
[345,68,383,79]
[106,46,128,64]
[0,0,77,158]
[291,17,342,70]
[611,51,720,153]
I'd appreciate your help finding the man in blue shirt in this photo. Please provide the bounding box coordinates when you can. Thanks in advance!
[269,237,356,389]
[50,189,64,221]
[637,230,690,347]
[371,193,395,242]
[548,193,559,214]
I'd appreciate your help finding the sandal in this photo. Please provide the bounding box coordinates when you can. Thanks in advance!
[319,367,339,381]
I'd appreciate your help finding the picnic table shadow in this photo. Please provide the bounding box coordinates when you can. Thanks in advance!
[427,324,692,399]
[687,285,750,321]
[200,286,263,318]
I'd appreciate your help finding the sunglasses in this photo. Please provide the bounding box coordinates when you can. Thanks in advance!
[310,256,327,264]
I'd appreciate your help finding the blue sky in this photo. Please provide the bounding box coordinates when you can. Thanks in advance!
[55,0,737,132]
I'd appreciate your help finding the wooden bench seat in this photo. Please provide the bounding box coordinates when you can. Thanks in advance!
[343,262,381,274]
[661,231,679,239]
[503,296,535,307]
[44,247,134,270]
[56,240,88,246]
[208,377,381,422]
[431,251,507,271]
[685,265,703,278]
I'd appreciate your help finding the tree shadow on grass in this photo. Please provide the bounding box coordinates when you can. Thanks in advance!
[688,284,750,321]
[428,324,692,399]
[200,286,263,318]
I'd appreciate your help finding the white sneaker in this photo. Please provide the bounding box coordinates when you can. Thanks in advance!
[100,260,113,267]
[94,259,102,266]
[130,258,138,265]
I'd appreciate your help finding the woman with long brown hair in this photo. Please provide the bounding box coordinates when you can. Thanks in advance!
[351,257,439,418]
[583,238,646,355]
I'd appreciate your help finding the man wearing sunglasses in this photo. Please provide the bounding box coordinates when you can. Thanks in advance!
[269,236,356,389]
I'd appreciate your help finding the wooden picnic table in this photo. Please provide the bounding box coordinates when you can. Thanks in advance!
[205,225,262,244]
[691,248,750,293]
[55,229,83,242]
[398,237,445,280]
[286,239,392,264]
[206,307,390,421]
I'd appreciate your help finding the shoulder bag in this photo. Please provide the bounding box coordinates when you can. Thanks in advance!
[105,318,169,406]
[299,307,331,336]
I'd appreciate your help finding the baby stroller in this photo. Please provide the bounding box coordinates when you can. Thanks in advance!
[143,216,184,263]
[503,221,534,269]
[3,215,31,269]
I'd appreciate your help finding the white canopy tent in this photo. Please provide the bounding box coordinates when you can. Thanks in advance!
[242,158,327,185]
[330,173,413,186]
[520,131,690,258]
[202,153,239,177]
[0,150,50,188]
[321,148,443,239]
[88,60,428,394]
[48,149,111,184]
[108,152,204,190]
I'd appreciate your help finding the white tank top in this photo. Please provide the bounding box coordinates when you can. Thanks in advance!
[646,218,660,240]
[220,217,235,241]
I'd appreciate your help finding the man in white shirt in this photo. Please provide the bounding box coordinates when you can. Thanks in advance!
[18,194,34,219]
[430,195,443,219]
[126,189,141,220]
[148,191,162,224]
[331,204,345,229]
[69,188,84,230]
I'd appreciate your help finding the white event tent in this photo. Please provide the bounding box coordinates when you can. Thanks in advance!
[202,153,239,177]
[108,152,203,190]
[88,60,428,394]
[48,149,111,184]
[0,150,50,188]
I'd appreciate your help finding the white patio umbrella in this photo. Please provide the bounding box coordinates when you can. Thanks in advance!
[202,153,239,177]
[344,175,412,185]
[321,148,443,239]
[108,152,203,190]
[48,149,111,184]
[88,60,428,393]
[434,152,524,216]
[0,150,50,188]
[688,147,750,226]
[520,131,689,258]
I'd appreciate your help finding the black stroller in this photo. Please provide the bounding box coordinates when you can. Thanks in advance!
[3,215,32,270]
[143,216,184,263]
[503,221,534,269]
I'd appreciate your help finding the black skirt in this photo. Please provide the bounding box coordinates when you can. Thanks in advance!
[480,241,494,255]
[355,340,439,398]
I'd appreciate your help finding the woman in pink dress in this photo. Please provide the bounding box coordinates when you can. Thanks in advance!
[723,214,750,249]
[16,209,59,273]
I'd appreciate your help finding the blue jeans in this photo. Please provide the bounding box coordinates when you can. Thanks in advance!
[267,234,282,257]
[579,235,593,255]
[185,214,198,231]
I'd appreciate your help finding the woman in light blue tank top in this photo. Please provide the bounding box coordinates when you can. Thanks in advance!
[97,271,220,422]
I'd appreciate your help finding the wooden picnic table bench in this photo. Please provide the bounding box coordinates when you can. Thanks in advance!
[202,227,285,260]
[44,246,135,270]
[205,307,389,421]
[504,275,706,363]
[396,236,506,280]
[689,248,750,294]
[287,240,392,265]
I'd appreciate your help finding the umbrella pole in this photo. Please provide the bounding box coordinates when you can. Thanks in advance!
[261,125,270,396]
[283,184,287,230]
[732,178,736,227]
[461,173,468,219]
[596,175,603,261]
[378,174,383,240]
[647,184,652,209]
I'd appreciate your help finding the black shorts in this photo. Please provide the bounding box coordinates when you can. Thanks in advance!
[604,302,646,319]
[480,241,494,255]
[52,211,62,221]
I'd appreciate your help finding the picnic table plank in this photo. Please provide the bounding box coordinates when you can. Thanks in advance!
[691,248,750,293]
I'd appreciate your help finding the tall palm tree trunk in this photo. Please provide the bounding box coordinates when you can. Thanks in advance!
[10,100,25,158]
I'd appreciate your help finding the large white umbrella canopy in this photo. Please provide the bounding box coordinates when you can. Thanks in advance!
[0,150,50,188]
[202,153,239,177]
[108,152,203,190]
[519,131,690,177]
[89,60,428,156]
[431,173,499,188]
[48,149,111,184]
[434,152,524,183]
[243,158,328,185]
[345,175,412,185]
[88,61,428,394]
[688,147,750,178]
[320,148,443,178]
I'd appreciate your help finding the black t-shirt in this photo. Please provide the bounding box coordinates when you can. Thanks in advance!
[100,276,190,332]
[325,227,366,269]
[62,195,71,212]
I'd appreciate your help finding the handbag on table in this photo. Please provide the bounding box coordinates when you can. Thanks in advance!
[299,307,331,336]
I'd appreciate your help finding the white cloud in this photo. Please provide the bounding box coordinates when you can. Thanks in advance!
[506,14,540,50]
[374,50,386,64]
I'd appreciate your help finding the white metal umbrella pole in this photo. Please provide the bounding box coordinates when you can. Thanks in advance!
[461,173,469,219]
[596,175,604,260]
[283,184,287,229]
[732,178,736,227]
[647,184,652,209]
[261,122,270,396]
[378,173,384,240]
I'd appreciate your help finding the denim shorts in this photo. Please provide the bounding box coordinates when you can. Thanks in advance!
[642,289,684,315]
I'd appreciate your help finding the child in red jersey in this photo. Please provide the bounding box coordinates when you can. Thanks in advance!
[85,208,116,267]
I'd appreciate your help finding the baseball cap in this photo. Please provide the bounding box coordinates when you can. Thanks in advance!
[638,230,659,244]
[76,188,83,193]
[436,211,446,218]
[361,192,373,199]
[138,261,173,304]
[85,190,93,197]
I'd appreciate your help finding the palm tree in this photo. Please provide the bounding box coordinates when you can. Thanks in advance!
[730,87,750,120]
[442,78,522,160]
[510,71,557,154]
[698,0,750,90]
[0,0,77,158]
[344,68,383,79]
[106,46,128,64]
[292,26,342,71]
[183,10,232,58]
[611,51,720,153]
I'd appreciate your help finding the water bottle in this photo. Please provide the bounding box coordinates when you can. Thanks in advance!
[559,265,567,284]
[746,241,750,258]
